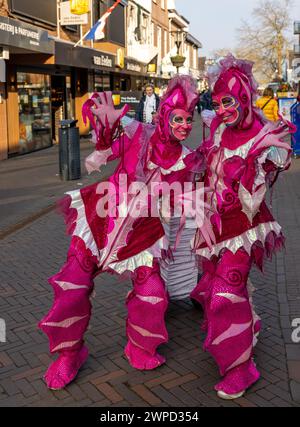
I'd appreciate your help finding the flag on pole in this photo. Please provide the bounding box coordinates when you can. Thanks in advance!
[74,0,122,47]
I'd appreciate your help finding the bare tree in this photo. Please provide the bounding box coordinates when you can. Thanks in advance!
[236,0,292,84]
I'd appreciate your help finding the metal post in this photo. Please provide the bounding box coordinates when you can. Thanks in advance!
[80,25,83,46]
[90,0,94,48]
[57,0,61,38]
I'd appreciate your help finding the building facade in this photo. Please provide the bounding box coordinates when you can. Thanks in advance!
[0,0,202,160]
[292,21,300,92]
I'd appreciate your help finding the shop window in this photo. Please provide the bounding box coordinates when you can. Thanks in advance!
[18,72,52,154]
[94,73,111,92]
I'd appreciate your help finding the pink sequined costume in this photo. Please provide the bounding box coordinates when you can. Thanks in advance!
[191,54,296,399]
[39,76,203,389]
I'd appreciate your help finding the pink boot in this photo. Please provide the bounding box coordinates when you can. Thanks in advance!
[44,346,89,390]
[126,263,169,370]
[215,359,260,399]
[124,341,166,370]
[200,250,261,398]
[39,239,97,389]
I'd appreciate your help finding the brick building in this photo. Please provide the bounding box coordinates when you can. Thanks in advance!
[0,0,132,159]
[0,0,202,161]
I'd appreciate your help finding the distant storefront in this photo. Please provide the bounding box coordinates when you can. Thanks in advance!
[0,12,167,160]
[17,72,52,154]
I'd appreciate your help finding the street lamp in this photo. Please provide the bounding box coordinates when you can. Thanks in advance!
[170,30,187,74]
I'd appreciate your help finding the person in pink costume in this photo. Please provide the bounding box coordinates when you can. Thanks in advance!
[191,54,296,400]
[39,76,205,390]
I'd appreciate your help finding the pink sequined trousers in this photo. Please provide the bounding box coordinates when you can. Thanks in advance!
[40,242,169,366]
[39,242,97,354]
[191,250,260,394]
[126,263,169,357]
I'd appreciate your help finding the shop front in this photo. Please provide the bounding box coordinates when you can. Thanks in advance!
[0,15,55,158]
[17,71,52,154]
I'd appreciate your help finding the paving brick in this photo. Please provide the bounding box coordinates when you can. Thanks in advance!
[94,383,124,404]
[131,385,162,405]
[144,372,180,388]
[163,373,198,390]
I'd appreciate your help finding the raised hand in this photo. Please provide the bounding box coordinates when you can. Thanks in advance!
[82,91,129,150]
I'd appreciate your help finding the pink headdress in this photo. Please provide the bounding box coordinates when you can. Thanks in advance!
[155,75,199,143]
[207,54,259,129]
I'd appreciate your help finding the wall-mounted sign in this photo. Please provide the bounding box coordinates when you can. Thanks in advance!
[0,16,54,54]
[55,41,115,70]
[147,63,157,73]
[60,1,89,26]
[114,90,143,118]
[126,62,142,73]
[70,0,90,15]
[147,55,158,74]
[93,55,113,68]
[116,48,125,69]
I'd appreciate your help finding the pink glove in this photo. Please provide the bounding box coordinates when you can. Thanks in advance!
[82,91,129,150]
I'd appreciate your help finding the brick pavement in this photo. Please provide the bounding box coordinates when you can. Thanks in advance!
[0,123,299,407]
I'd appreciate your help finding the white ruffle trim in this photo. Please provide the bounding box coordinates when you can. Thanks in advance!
[109,235,168,274]
[65,190,100,259]
[65,189,170,274]
[147,146,191,175]
[196,221,282,259]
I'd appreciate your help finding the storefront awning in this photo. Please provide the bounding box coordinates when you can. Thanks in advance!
[55,40,148,76]
[0,16,54,54]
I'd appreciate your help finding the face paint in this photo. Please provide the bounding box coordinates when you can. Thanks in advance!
[169,109,193,141]
[212,94,242,127]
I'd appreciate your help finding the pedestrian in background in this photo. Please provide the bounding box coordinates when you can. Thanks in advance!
[136,83,160,124]
[256,87,279,122]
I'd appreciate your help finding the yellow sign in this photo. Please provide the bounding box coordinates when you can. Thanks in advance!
[277,91,297,98]
[116,48,125,69]
[70,0,90,15]
[147,63,157,73]
[112,94,121,106]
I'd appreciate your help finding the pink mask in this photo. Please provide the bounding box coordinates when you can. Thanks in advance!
[169,109,193,141]
[210,56,258,130]
[212,94,242,127]
[155,75,199,144]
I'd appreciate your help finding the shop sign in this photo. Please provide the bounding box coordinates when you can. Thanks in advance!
[126,62,142,73]
[114,90,143,117]
[70,0,90,15]
[60,1,89,26]
[116,48,125,69]
[93,55,113,68]
[0,16,53,54]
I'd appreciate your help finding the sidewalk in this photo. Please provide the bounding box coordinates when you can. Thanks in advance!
[0,121,299,407]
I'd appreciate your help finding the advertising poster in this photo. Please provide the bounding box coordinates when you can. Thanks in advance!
[278,97,297,122]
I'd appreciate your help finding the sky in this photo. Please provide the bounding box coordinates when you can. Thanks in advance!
[175,0,300,56]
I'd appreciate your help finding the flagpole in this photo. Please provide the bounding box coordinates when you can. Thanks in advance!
[73,0,122,48]
[74,27,93,48]
[57,0,61,39]
[90,0,94,49]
